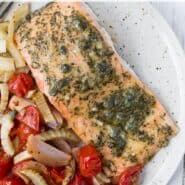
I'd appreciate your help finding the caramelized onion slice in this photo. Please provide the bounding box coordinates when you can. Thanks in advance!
[27,135,71,167]
[51,108,64,128]
[71,147,81,161]
[52,138,72,154]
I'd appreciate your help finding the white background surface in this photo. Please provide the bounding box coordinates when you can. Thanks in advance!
[152,2,185,185]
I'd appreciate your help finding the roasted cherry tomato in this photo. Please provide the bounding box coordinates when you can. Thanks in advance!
[16,105,40,131]
[16,123,39,150]
[119,164,143,185]
[50,167,66,184]
[8,73,33,97]
[79,144,102,177]
[0,177,25,185]
[0,152,12,179]
[12,160,28,175]
[69,172,93,185]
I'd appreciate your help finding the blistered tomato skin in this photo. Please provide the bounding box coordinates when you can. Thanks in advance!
[79,144,102,177]
[16,122,39,151]
[50,167,66,184]
[16,105,40,132]
[0,152,12,180]
[119,164,143,185]
[0,177,25,185]
[8,73,33,97]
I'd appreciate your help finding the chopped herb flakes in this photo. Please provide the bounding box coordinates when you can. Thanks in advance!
[90,84,156,156]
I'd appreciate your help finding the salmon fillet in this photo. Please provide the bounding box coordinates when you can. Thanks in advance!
[15,2,177,180]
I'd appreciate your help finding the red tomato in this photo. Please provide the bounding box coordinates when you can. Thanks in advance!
[16,123,39,150]
[12,160,29,175]
[69,172,93,185]
[50,167,66,184]
[0,177,25,185]
[79,144,102,177]
[16,106,40,131]
[0,152,12,179]
[119,164,143,185]
[8,73,33,97]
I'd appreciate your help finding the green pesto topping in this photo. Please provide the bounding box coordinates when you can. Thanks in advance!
[90,84,156,156]
[65,13,88,32]
[31,61,40,69]
[94,131,105,148]
[49,78,71,96]
[127,154,138,163]
[65,13,116,88]
[47,12,117,98]
[137,131,154,145]
[91,85,155,132]
[108,127,127,157]
[157,125,173,147]
[73,75,95,93]
[60,45,68,55]
[60,64,72,73]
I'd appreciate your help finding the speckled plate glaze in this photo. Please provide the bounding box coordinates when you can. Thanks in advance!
[11,2,185,185]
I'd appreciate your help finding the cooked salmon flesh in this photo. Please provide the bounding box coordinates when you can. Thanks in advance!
[15,2,177,180]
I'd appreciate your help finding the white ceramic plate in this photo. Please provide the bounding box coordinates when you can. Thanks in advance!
[11,2,185,185]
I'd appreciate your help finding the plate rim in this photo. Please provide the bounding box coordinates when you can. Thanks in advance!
[144,2,185,185]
